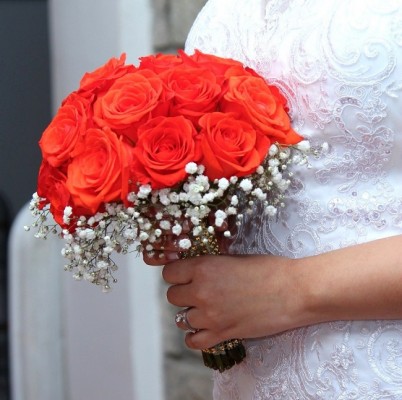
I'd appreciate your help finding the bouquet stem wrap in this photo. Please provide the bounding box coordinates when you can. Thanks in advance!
[180,224,246,372]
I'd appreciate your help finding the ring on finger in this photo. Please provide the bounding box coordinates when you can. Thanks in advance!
[175,308,198,333]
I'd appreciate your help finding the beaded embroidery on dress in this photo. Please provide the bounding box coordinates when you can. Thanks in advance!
[185,0,402,399]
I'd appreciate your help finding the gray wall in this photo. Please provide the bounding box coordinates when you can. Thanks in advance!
[152,0,207,52]
[1,2,50,399]
[0,0,51,219]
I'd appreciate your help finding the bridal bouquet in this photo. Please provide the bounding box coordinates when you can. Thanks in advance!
[27,50,309,372]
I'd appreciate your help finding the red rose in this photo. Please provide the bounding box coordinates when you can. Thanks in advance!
[132,116,201,189]
[78,53,136,97]
[161,64,221,124]
[37,161,71,226]
[182,50,248,83]
[139,53,183,73]
[39,94,89,167]
[93,69,165,143]
[221,75,302,145]
[198,112,270,180]
[66,127,134,214]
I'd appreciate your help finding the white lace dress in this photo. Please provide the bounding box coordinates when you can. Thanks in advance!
[185,1,402,398]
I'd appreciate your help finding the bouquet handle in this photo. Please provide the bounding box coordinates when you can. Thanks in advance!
[202,339,246,372]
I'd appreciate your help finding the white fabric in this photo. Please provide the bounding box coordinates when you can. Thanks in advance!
[185,1,402,398]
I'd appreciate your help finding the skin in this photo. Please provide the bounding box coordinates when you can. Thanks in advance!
[143,233,402,350]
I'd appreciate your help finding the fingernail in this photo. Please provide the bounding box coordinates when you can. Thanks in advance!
[166,252,180,262]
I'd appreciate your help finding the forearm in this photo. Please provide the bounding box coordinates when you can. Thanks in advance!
[296,234,402,325]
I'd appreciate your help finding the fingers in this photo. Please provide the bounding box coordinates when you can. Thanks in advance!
[163,261,194,285]
[185,329,227,350]
[142,232,190,266]
[151,233,189,251]
[141,211,234,265]
[142,250,180,266]
[174,308,227,349]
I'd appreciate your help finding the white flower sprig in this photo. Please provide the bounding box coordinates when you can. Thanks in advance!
[27,143,310,291]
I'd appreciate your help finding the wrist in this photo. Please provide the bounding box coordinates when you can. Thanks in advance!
[287,256,329,329]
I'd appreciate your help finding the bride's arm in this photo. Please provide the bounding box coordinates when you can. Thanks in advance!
[157,233,402,350]
[300,233,402,322]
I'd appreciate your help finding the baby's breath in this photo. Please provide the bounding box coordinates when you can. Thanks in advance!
[28,143,311,291]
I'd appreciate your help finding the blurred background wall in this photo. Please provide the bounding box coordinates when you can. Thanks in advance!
[1,0,208,399]
[0,2,50,398]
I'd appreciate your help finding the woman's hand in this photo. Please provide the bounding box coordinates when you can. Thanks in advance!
[141,229,310,349]
[143,231,402,351]
[161,254,309,350]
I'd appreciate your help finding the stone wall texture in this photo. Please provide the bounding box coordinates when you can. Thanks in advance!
[152,0,207,51]
[151,3,211,400]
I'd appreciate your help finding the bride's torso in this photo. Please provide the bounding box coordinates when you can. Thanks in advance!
[185,0,402,398]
